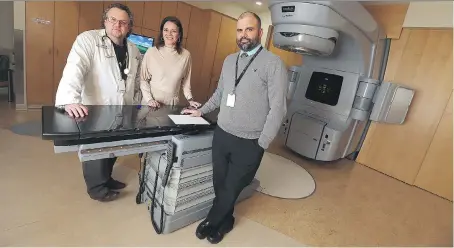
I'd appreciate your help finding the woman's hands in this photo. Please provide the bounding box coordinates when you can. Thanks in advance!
[188,100,201,109]
[147,100,161,108]
[147,99,201,110]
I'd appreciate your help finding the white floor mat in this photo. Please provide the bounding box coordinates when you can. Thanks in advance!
[255,152,316,199]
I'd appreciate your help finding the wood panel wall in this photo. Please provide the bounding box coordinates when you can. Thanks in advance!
[24,1,239,107]
[414,92,453,201]
[25,1,55,107]
[357,28,453,201]
[362,3,409,39]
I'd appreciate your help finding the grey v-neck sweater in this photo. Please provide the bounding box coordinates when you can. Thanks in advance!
[199,47,289,149]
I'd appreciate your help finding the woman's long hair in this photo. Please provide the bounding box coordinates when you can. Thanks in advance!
[156,16,184,54]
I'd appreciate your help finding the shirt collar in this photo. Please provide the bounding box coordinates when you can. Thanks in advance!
[240,44,262,57]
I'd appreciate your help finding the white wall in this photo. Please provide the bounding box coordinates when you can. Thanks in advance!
[14,1,25,31]
[0,1,14,51]
[13,1,26,108]
[403,1,453,28]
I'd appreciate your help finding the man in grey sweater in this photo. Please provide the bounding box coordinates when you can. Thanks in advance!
[182,11,289,244]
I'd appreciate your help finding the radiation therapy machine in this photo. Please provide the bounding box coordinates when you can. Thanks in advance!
[268,0,415,162]
[41,105,259,234]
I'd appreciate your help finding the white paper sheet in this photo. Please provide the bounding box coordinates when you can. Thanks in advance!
[168,115,210,125]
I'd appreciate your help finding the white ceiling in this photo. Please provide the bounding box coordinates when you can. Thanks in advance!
[187,1,270,13]
[233,0,270,13]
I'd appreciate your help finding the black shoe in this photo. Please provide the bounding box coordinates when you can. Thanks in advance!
[207,217,235,244]
[196,220,214,239]
[106,179,126,190]
[90,190,120,202]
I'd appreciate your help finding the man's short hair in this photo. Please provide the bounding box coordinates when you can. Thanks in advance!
[238,11,262,30]
[101,3,134,36]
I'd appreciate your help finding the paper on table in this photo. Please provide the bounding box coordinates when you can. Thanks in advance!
[168,115,210,125]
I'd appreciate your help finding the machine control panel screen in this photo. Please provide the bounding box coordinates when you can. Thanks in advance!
[305,72,343,106]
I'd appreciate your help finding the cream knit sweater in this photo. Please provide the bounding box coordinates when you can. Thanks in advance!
[139,46,193,106]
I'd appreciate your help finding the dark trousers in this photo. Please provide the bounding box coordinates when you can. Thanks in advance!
[206,126,265,228]
[82,157,117,197]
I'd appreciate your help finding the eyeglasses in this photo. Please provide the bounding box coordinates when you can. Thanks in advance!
[106,16,129,27]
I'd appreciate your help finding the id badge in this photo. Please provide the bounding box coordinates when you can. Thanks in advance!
[118,79,126,93]
[227,94,235,107]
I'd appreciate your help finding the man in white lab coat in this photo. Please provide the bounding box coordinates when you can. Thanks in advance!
[54,3,142,202]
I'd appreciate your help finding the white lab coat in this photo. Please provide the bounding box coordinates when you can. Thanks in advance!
[55,29,142,106]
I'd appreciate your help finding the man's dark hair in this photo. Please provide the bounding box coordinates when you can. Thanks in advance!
[238,11,262,30]
[101,3,134,37]
[156,16,184,54]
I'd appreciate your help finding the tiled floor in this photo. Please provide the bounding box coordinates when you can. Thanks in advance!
[0,99,452,246]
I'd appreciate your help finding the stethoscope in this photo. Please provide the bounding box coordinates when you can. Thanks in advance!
[99,33,130,75]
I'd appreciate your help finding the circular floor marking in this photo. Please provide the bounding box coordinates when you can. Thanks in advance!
[255,152,316,199]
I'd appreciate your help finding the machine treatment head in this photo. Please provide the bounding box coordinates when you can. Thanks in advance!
[268,0,381,58]
[268,1,415,162]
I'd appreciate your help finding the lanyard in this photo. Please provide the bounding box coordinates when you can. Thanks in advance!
[235,46,263,88]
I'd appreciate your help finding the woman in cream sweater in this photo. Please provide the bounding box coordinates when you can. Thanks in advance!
[139,16,201,108]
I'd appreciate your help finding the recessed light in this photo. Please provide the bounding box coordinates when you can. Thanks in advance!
[255,1,262,5]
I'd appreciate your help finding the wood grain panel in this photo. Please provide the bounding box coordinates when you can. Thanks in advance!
[357,29,453,184]
[176,2,191,39]
[363,3,409,39]
[143,1,162,32]
[132,26,142,35]
[211,16,237,84]
[141,28,159,40]
[79,2,103,33]
[207,15,238,98]
[54,2,79,102]
[25,1,55,106]
[186,8,208,102]
[103,1,125,10]
[414,92,453,201]
[200,11,222,101]
[160,1,177,20]
[125,1,144,28]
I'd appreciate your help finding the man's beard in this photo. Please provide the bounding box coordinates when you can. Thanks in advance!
[237,37,259,52]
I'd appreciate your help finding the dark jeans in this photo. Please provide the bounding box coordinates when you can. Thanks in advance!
[82,157,117,197]
[206,126,265,228]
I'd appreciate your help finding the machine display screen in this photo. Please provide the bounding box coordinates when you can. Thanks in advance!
[127,33,154,54]
[305,72,343,106]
